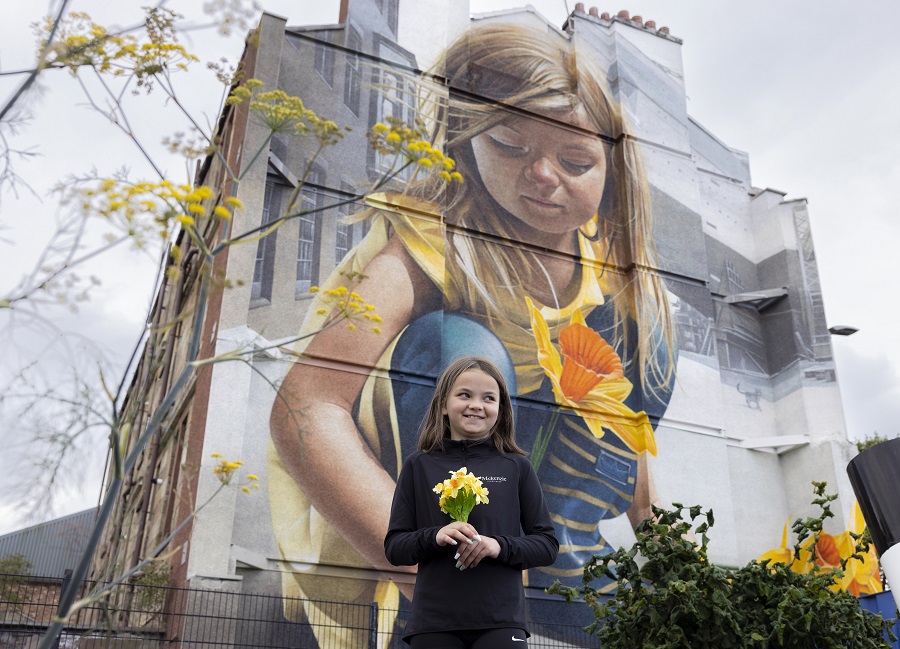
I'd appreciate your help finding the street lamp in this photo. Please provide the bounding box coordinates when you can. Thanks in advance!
[828,325,859,336]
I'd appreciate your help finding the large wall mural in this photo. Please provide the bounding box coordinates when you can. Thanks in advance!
[268,16,674,639]
[218,1,849,646]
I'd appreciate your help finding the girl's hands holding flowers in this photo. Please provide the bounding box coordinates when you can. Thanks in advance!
[435,522,500,570]
[453,532,500,571]
[434,467,496,569]
[436,520,479,547]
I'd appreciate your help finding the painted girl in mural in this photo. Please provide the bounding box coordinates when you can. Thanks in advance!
[268,19,675,636]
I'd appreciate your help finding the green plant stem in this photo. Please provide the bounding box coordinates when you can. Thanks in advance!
[39,477,121,649]
[530,409,559,472]
[0,0,71,123]
[38,251,212,649]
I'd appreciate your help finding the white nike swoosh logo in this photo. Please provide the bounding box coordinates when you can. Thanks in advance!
[512,637,525,642]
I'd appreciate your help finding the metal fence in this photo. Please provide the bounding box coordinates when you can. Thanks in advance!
[0,573,599,648]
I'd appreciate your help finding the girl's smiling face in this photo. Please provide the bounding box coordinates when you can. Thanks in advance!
[470,107,608,242]
[441,369,500,442]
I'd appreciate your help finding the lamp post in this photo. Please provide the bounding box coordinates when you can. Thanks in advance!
[847,437,900,610]
[828,325,859,336]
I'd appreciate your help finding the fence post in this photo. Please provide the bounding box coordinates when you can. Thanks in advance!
[49,569,73,649]
[368,601,379,649]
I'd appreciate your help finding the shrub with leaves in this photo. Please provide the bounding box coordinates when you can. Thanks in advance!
[548,484,897,648]
[856,432,895,454]
[133,560,169,611]
[0,553,32,576]
[0,553,33,608]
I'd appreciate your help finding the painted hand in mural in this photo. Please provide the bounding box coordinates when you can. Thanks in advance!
[270,235,439,595]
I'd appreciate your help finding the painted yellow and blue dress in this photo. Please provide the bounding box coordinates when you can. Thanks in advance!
[267,193,673,645]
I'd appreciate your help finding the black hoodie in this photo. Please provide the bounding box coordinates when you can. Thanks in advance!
[384,437,559,641]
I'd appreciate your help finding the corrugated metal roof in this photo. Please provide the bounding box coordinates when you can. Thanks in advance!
[0,509,97,577]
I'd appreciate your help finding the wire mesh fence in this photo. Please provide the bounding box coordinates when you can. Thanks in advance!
[0,573,600,648]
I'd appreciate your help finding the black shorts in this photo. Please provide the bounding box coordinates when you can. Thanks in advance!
[408,627,529,648]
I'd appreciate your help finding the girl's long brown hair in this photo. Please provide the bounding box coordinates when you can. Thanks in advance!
[417,356,525,455]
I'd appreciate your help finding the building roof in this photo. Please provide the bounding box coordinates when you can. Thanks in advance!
[570,5,678,40]
[0,509,97,578]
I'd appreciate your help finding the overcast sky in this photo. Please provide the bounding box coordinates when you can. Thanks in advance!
[1,0,898,535]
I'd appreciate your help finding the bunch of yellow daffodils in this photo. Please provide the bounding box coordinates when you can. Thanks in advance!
[433,467,489,523]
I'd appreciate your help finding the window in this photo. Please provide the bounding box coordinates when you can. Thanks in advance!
[334,221,352,266]
[376,0,399,34]
[334,181,357,266]
[370,54,416,180]
[251,182,281,303]
[343,28,361,115]
[724,258,743,293]
[314,33,335,86]
[380,70,407,126]
[717,305,767,374]
[296,168,325,294]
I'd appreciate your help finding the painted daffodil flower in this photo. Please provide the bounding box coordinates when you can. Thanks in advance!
[526,297,656,456]
[793,505,882,596]
[757,517,794,566]
[757,501,882,596]
[840,501,883,595]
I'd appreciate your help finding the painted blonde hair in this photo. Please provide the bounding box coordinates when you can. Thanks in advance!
[376,22,674,392]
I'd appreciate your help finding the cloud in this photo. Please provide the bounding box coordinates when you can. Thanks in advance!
[834,344,900,440]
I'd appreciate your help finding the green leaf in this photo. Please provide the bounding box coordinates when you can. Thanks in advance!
[548,482,898,648]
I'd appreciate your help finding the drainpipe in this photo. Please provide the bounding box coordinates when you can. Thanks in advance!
[130,248,199,571]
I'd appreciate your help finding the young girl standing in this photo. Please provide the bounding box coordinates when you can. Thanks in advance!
[384,357,558,648]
